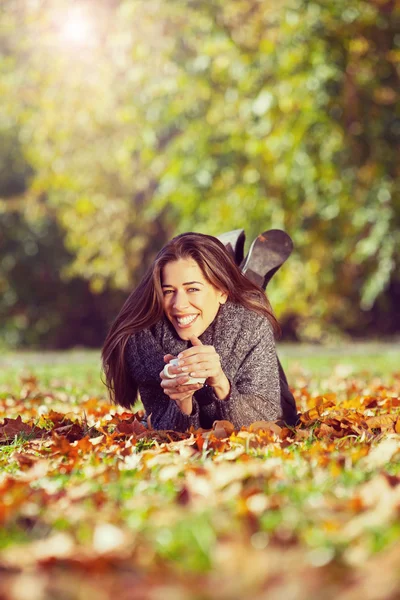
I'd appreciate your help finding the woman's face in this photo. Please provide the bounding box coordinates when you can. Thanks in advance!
[161,258,227,340]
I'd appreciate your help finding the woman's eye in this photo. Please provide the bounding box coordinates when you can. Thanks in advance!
[162,288,199,295]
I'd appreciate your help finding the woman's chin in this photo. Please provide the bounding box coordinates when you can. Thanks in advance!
[176,329,196,340]
[175,325,205,340]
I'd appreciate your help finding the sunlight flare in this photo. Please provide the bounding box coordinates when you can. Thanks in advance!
[59,8,94,46]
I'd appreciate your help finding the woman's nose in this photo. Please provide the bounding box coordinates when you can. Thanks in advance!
[172,290,189,310]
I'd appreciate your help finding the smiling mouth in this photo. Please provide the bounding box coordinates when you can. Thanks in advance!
[175,314,199,328]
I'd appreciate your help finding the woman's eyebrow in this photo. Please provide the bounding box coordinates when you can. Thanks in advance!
[162,281,204,287]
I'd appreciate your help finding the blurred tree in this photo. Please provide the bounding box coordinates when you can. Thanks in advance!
[0,0,398,345]
[0,201,127,348]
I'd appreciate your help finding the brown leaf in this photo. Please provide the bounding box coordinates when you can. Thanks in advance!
[294,429,309,441]
[46,410,76,427]
[212,420,235,437]
[53,423,86,442]
[248,421,282,436]
[366,414,397,432]
[147,412,153,430]
[116,418,148,436]
[0,416,47,444]
[176,486,190,505]
[300,397,337,423]
[51,432,81,461]
[383,472,400,488]
[315,423,344,439]
[13,452,39,468]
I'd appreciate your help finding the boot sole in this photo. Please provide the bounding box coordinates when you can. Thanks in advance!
[241,230,293,288]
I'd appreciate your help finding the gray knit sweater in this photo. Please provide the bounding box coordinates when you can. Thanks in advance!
[125,301,296,432]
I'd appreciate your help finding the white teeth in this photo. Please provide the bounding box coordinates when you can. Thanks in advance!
[176,315,197,326]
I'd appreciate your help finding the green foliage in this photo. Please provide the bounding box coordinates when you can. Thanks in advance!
[0,205,126,347]
[0,0,399,344]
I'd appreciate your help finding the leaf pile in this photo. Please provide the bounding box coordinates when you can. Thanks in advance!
[1,371,400,599]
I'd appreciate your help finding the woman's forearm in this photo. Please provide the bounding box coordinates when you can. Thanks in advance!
[210,373,231,400]
[177,396,194,415]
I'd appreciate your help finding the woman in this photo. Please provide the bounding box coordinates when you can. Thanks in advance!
[101,232,298,431]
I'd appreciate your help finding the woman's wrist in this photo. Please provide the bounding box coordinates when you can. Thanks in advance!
[209,373,231,400]
[176,395,194,415]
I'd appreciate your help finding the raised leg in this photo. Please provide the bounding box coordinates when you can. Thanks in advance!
[240,229,293,290]
[216,229,246,265]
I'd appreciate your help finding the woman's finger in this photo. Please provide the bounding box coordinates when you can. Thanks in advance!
[189,368,218,378]
[163,354,176,363]
[167,385,202,400]
[161,375,190,388]
[160,369,183,380]
[161,378,201,392]
[177,345,215,360]
[164,364,182,376]
[178,352,219,368]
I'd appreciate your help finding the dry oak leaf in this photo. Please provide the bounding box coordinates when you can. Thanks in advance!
[50,432,93,460]
[299,398,336,424]
[366,414,397,432]
[314,423,345,439]
[13,452,39,468]
[115,418,148,437]
[53,423,86,442]
[212,420,235,438]
[107,411,143,425]
[0,416,47,444]
[45,410,76,427]
[248,421,282,436]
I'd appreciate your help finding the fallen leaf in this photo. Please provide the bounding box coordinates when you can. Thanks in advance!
[0,416,47,444]
[249,421,282,435]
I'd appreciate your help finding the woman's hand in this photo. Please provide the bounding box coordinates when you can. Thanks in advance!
[159,354,203,415]
[176,336,231,400]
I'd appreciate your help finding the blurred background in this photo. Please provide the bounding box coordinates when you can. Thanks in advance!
[0,0,399,350]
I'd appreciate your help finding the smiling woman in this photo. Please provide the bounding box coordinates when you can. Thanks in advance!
[161,259,228,339]
[101,233,298,431]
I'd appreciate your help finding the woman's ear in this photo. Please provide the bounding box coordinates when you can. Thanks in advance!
[219,292,228,305]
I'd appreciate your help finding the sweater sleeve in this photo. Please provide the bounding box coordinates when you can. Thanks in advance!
[124,337,201,432]
[125,336,200,431]
[194,316,281,428]
[138,385,201,432]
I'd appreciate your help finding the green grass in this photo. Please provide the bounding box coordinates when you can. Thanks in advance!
[278,341,400,378]
[0,349,104,395]
[0,342,398,409]
[1,342,398,390]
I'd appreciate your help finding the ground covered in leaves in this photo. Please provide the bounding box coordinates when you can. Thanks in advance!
[1,350,400,600]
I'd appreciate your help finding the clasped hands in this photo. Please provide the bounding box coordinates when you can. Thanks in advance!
[159,335,230,415]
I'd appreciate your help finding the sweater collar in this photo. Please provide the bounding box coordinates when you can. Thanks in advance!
[155,300,224,351]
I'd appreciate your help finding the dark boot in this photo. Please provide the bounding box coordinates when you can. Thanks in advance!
[240,229,293,290]
[217,229,246,265]
[277,357,299,426]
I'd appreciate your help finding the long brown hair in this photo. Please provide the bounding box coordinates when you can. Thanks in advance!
[101,232,280,409]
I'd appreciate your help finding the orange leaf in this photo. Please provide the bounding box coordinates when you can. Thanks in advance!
[395,417,400,434]
[366,415,397,431]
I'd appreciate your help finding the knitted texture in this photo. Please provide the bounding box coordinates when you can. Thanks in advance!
[125,300,297,431]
